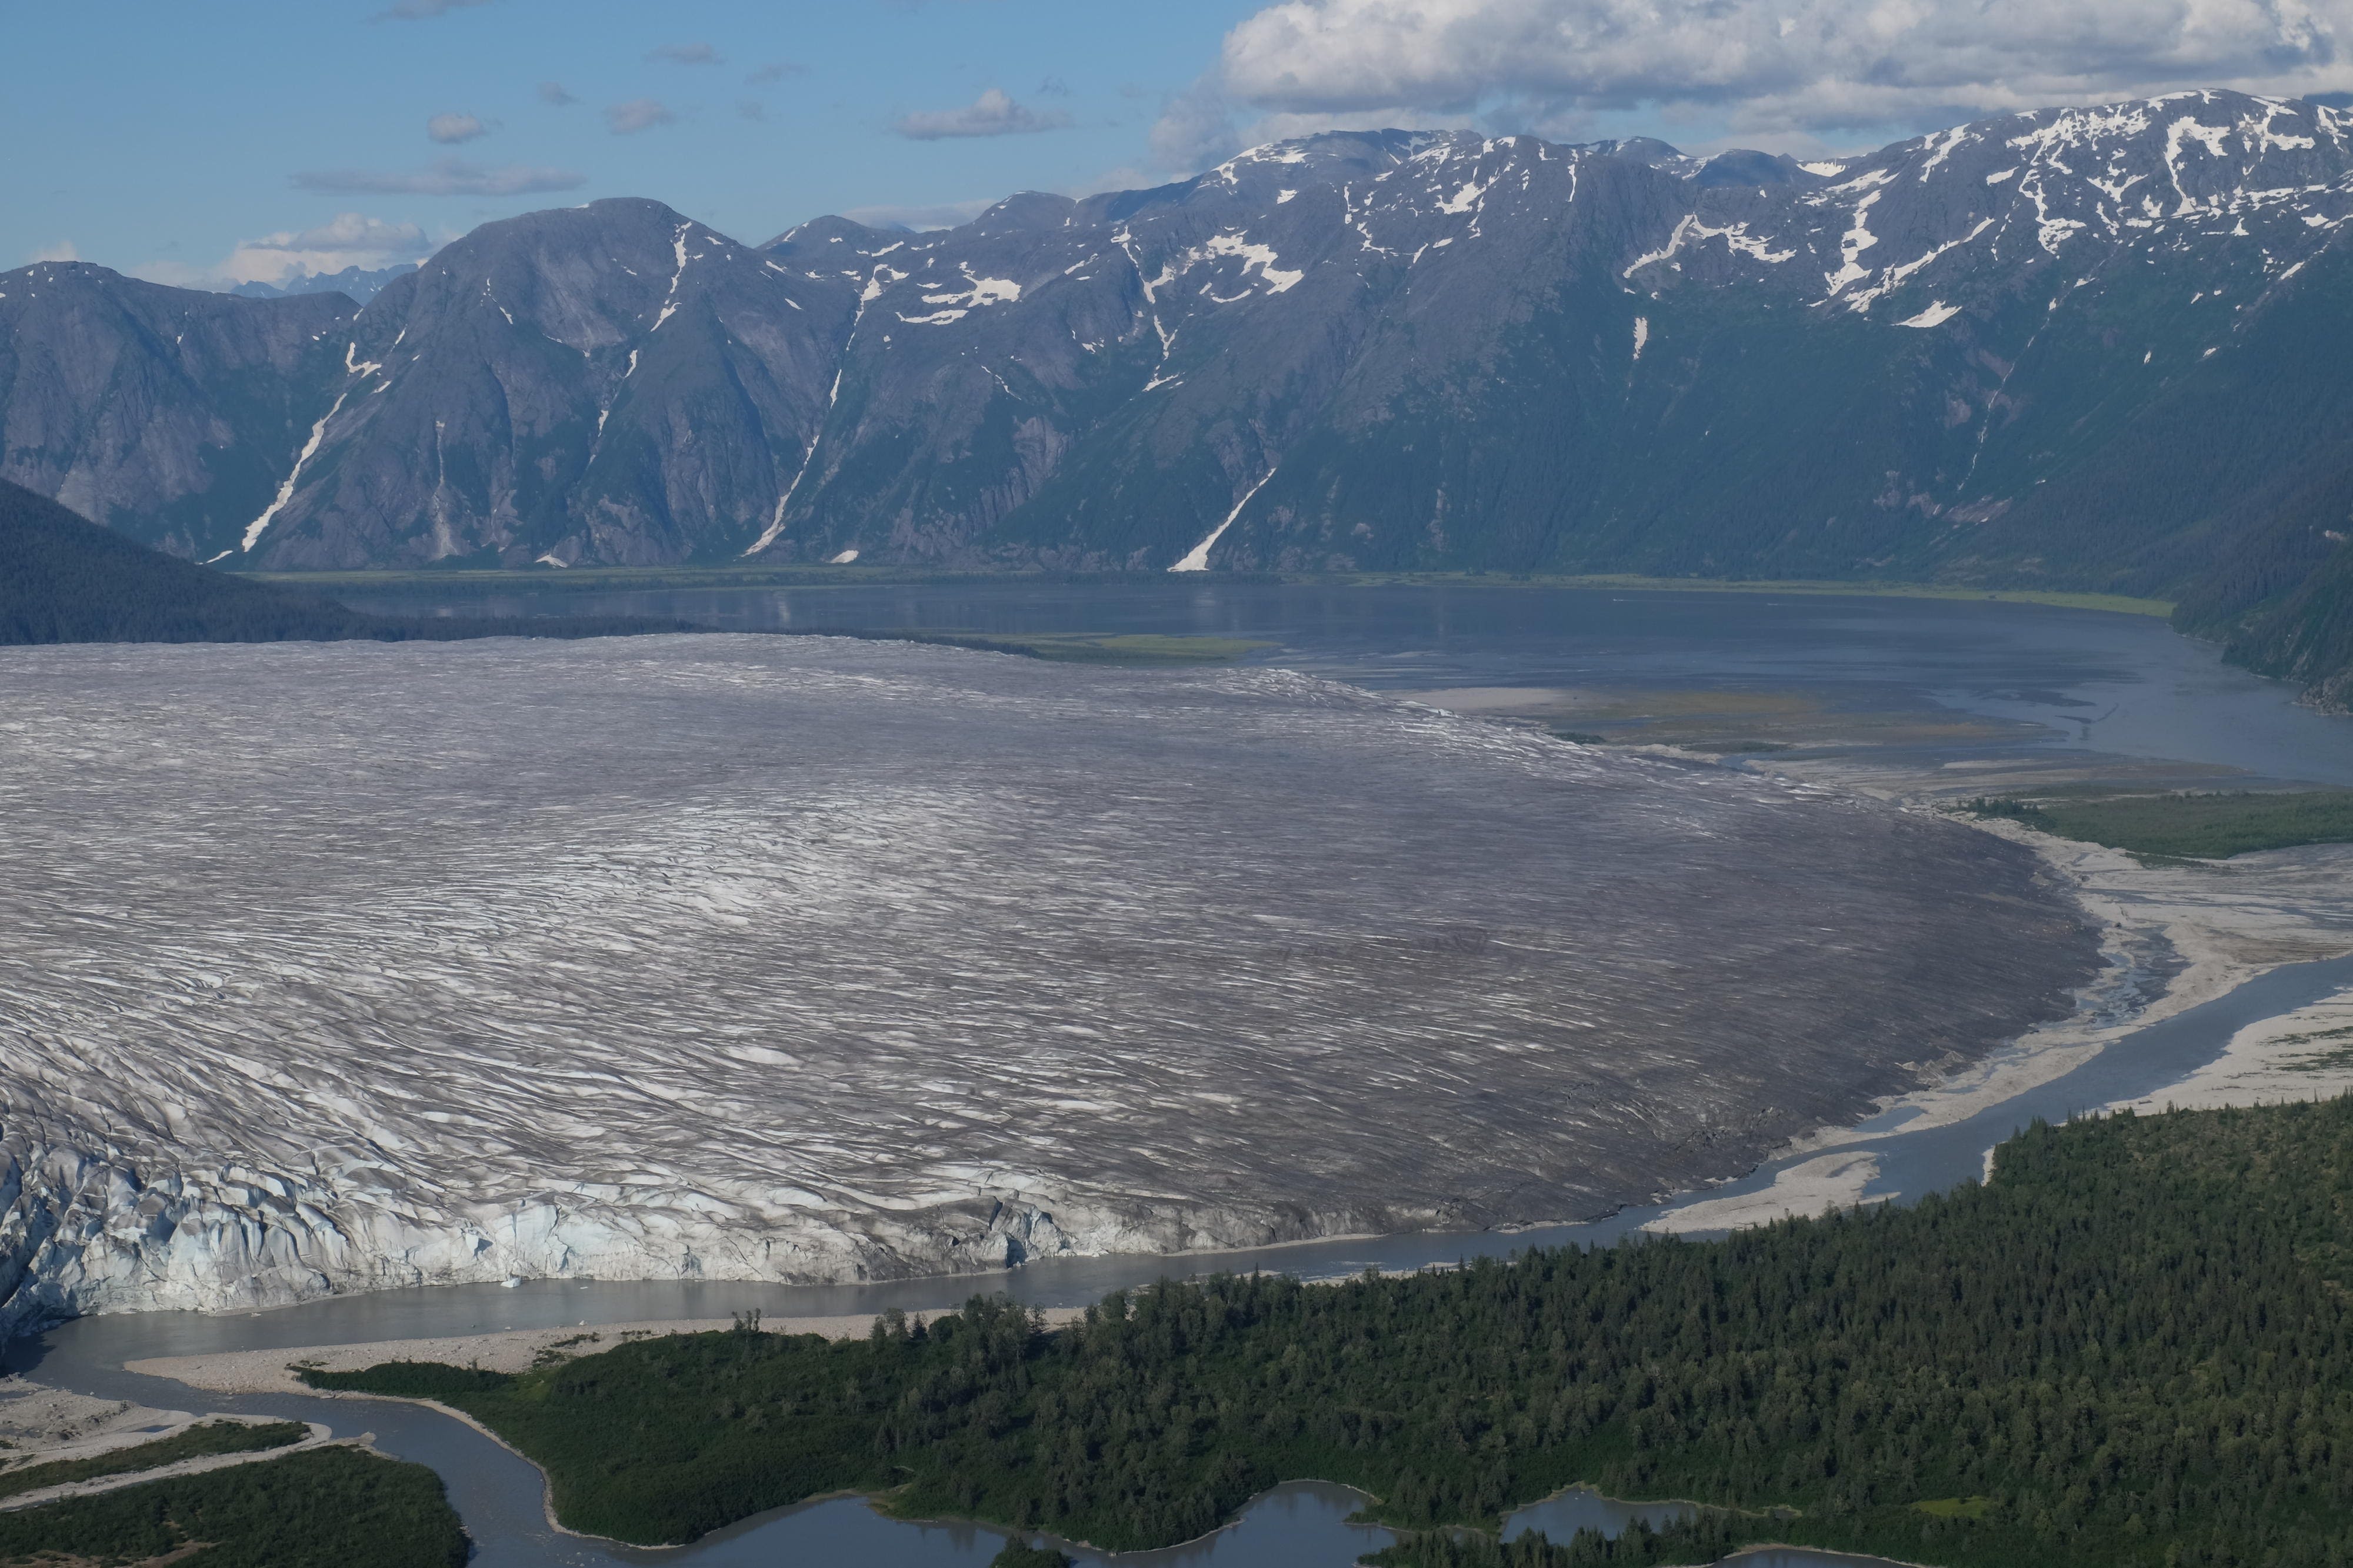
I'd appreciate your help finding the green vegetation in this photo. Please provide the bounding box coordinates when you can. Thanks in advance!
[0,1446,466,1568]
[316,1099,2353,1566]
[1914,1497,1995,1520]
[0,481,694,646]
[0,1422,305,1502]
[1965,789,2353,858]
[2275,1025,2353,1074]
[255,559,2176,620]
[989,1539,1075,1567]
[1307,572,2176,618]
[246,563,1251,593]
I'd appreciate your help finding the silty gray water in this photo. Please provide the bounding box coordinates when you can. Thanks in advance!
[329,581,2353,786]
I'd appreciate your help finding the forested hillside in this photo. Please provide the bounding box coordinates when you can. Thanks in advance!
[0,481,688,645]
[0,479,374,642]
[318,1097,2353,1567]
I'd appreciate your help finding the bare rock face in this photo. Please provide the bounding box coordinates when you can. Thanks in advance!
[0,264,351,559]
[9,95,2353,582]
[248,199,861,569]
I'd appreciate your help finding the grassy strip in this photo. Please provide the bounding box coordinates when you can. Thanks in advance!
[1965,790,2353,858]
[0,1422,305,1502]
[1300,572,2175,618]
[245,563,2174,618]
[242,566,1219,593]
[0,1446,466,1568]
[311,1100,2353,1567]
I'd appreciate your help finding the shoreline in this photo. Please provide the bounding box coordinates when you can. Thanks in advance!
[246,563,2174,619]
[109,1341,1944,1568]
[0,1421,344,1514]
[122,1309,1088,1399]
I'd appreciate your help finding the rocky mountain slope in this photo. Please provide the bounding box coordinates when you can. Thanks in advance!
[231,262,416,303]
[0,265,352,560]
[0,480,694,645]
[4,90,2351,678]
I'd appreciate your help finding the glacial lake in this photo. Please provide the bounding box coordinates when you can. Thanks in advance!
[331,578,2353,788]
[14,582,2353,1567]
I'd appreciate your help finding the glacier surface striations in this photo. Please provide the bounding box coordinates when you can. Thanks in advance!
[0,638,2095,1334]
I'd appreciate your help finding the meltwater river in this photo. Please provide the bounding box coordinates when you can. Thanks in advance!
[11,583,2353,1567]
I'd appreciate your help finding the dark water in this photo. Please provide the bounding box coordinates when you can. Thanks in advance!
[330,580,2353,786]
[15,583,2353,1567]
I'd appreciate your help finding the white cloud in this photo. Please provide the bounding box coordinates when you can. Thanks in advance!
[648,42,721,65]
[28,241,79,264]
[538,81,576,106]
[127,215,436,291]
[1181,0,2353,141]
[426,112,492,144]
[1149,76,1248,169]
[292,158,584,196]
[895,87,1073,140]
[605,98,678,135]
[216,214,435,286]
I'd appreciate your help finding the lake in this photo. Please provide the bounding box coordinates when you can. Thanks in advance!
[329,578,2353,787]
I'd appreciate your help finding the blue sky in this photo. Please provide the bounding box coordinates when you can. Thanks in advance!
[5,0,1264,284]
[11,0,2351,287]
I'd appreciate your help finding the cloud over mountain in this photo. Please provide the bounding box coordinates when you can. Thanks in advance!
[1191,0,2353,141]
[220,213,431,285]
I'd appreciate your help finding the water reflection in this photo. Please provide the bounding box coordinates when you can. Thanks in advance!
[1507,1485,1692,1542]
[328,580,2353,786]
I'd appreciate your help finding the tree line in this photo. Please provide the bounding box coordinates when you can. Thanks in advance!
[314,1098,2353,1566]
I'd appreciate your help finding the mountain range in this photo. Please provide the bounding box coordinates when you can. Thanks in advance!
[230,262,418,303]
[4,89,2352,696]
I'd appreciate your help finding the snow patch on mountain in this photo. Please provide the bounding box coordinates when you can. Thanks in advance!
[1895,300,1961,328]
[1822,190,1886,297]
[1172,467,1277,570]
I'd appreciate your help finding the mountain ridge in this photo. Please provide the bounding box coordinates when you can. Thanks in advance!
[5,89,2353,695]
[0,479,697,646]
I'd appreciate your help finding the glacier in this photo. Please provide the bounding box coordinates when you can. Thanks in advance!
[0,638,2097,1336]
